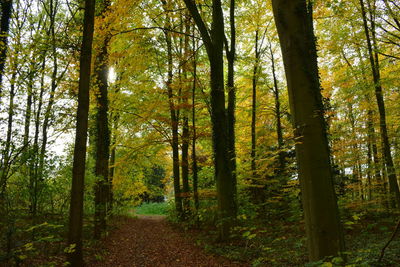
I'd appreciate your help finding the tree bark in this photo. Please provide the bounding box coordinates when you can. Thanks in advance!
[66,0,95,265]
[93,0,111,240]
[271,0,344,260]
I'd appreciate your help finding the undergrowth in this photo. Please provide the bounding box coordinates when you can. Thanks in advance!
[134,202,169,215]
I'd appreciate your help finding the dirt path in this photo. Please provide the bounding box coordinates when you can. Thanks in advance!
[88,216,249,267]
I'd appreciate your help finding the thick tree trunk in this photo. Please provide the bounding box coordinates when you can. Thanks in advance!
[93,0,111,239]
[359,0,400,208]
[66,0,95,265]
[210,0,235,240]
[272,0,344,260]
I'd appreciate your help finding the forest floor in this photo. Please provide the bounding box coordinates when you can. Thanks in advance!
[13,207,400,266]
[86,215,250,267]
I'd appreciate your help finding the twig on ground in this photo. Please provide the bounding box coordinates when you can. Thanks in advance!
[378,218,400,262]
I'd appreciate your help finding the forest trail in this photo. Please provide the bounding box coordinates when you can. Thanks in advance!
[88,216,249,267]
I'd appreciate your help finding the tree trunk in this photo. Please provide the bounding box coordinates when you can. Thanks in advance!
[28,59,46,218]
[183,0,236,240]
[270,44,284,172]
[226,0,237,212]
[108,97,119,213]
[359,0,400,208]
[251,30,259,177]
[271,0,344,260]
[38,0,58,184]
[23,71,33,148]
[162,0,182,216]
[93,0,111,239]
[181,14,191,217]
[66,0,95,265]
[368,110,388,207]
[366,123,373,201]
[0,69,16,197]
[191,26,199,212]
[354,43,386,206]
[0,0,12,99]
[347,103,364,201]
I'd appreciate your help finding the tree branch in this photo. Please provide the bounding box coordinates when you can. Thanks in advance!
[183,0,212,53]
[111,26,201,39]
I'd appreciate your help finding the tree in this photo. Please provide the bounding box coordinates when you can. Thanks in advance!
[271,0,345,260]
[162,0,182,216]
[181,12,191,217]
[184,0,236,240]
[191,24,199,212]
[226,0,237,206]
[359,0,400,208]
[66,0,95,264]
[0,0,12,98]
[93,0,111,240]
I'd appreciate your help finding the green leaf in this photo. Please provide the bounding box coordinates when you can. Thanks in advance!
[64,244,76,254]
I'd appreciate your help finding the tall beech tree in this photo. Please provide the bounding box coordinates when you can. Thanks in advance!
[181,12,191,216]
[268,41,285,173]
[226,0,237,204]
[191,23,199,212]
[162,0,182,216]
[251,29,260,177]
[183,0,236,240]
[93,0,111,240]
[359,0,400,208]
[271,0,344,260]
[66,0,95,264]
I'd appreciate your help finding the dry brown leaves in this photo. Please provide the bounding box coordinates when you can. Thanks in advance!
[87,215,249,267]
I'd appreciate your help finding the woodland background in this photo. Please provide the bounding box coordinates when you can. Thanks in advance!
[0,0,400,266]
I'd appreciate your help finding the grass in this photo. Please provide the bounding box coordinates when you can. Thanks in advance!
[134,202,169,215]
